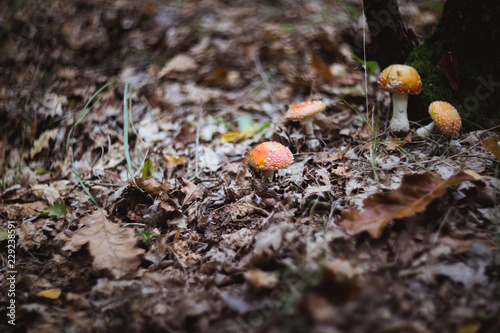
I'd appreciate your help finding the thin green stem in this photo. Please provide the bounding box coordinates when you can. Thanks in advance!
[123,83,137,185]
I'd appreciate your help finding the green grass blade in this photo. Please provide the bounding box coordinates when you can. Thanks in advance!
[369,141,379,184]
[66,81,115,151]
[123,83,137,185]
[340,100,372,133]
[66,81,115,207]
[71,166,98,206]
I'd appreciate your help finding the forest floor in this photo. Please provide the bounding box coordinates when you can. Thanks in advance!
[1,1,500,332]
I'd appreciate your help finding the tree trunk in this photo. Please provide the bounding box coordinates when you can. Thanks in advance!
[362,0,418,70]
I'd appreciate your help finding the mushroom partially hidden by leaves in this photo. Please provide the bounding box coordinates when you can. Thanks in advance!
[285,101,325,150]
[416,101,461,138]
[378,64,422,134]
[246,141,294,179]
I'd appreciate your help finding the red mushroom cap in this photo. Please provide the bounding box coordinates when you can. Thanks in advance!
[428,101,461,137]
[285,101,326,122]
[246,142,294,170]
[378,64,422,95]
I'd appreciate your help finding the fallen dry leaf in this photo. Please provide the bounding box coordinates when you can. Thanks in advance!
[178,177,203,206]
[314,143,350,164]
[158,53,197,78]
[220,125,259,143]
[163,154,187,168]
[302,292,346,327]
[338,170,481,238]
[36,288,62,300]
[30,184,61,205]
[456,320,482,333]
[481,137,500,161]
[431,262,488,290]
[63,209,144,278]
[30,128,59,158]
[310,52,334,84]
[382,137,409,151]
[135,177,163,195]
[244,269,280,293]
[219,195,269,221]
[438,51,460,91]
[439,236,497,254]
[251,224,284,265]
[332,165,351,178]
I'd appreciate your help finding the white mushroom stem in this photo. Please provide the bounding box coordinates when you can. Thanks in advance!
[300,117,320,150]
[261,169,275,180]
[389,92,410,133]
[300,117,315,138]
[415,122,435,137]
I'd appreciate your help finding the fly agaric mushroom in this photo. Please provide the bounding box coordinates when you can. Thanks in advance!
[416,101,461,138]
[285,101,325,149]
[246,141,294,179]
[378,64,422,134]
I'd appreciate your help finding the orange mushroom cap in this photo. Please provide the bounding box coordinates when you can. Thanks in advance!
[285,101,326,122]
[246,142,294,170]
[428,101,461,137]
[378,64,422,95]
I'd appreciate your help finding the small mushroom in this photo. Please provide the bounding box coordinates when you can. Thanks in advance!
[246,141,294,179]
[416,101,461,138]
[285,101,326,150]
[378,64,422,134]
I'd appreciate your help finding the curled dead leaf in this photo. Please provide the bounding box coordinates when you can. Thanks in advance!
[163,154,187,168]
[135,177,163,195]
[338,170,481,238]
[438,51,460,91]
[177,177,203,206]
[332,165,350,178]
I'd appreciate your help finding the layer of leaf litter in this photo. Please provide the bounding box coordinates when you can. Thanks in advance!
[1,1,500,332]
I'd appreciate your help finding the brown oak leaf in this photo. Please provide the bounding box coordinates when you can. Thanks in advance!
[338,170,481,238]
[63,209,144,278]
